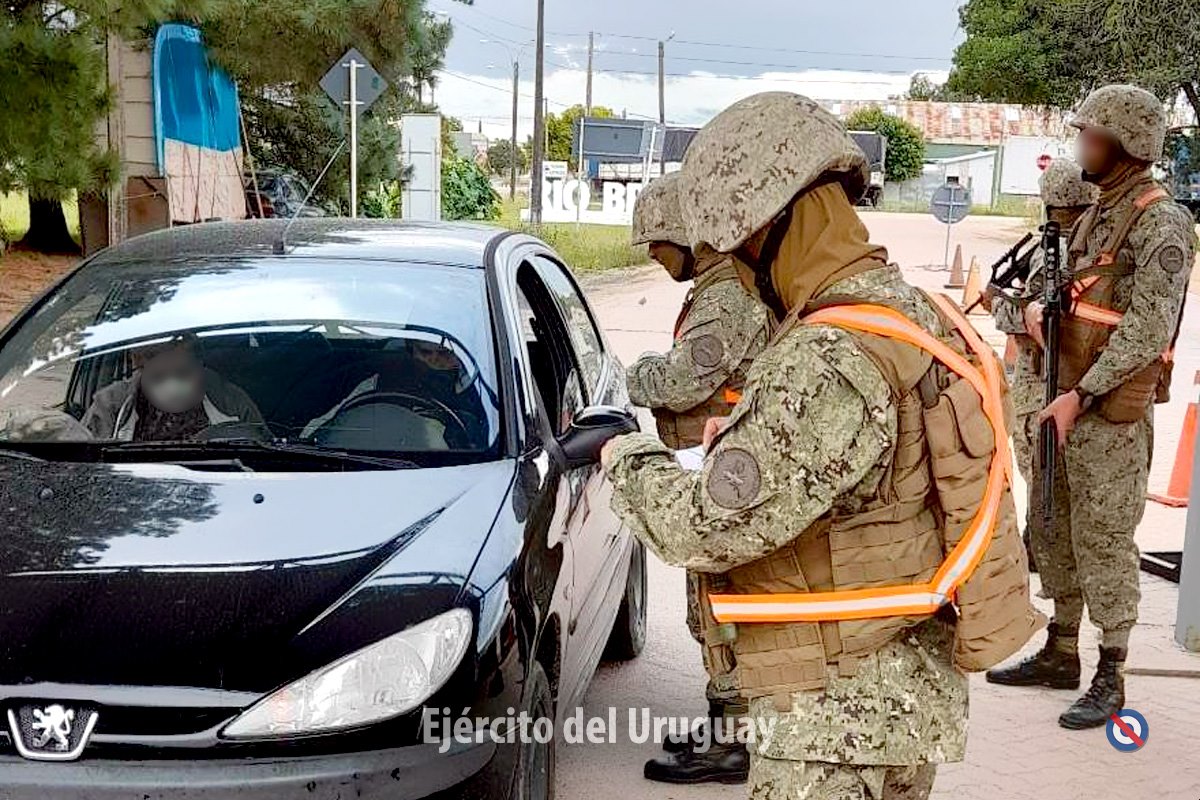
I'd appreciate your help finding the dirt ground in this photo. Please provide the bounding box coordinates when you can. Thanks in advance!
[0,252,78,326]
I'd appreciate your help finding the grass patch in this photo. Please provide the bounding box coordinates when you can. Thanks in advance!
[496,198,647,272]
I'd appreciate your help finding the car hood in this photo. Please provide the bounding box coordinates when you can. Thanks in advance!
[0,458,515,692]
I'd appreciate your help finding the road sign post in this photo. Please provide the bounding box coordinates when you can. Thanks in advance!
[320,48,387,219]
[930,182,972,268]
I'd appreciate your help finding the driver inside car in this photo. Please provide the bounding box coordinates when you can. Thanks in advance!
[82,335,265,442]
[301,338,487,450]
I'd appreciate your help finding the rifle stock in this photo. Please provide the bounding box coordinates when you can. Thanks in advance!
[1040,221,1062,535]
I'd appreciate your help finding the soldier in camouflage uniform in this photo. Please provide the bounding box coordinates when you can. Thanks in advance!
[984,161,1098,572]
[627,171,770,785]
[601,93,1042,800]
[987,85,1196,729]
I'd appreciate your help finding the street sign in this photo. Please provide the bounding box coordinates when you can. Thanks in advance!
[543,161,568,180]
[930,183,972,225]
[1037,153,1053,171]
[320,48,387,115]
[319,48,387,219]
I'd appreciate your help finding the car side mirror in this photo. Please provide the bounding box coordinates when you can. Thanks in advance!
[556,405,639,469]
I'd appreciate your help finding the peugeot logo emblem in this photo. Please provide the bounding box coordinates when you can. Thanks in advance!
[7,703,98,762]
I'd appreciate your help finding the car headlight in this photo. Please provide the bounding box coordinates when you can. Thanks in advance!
[223,608,473,738]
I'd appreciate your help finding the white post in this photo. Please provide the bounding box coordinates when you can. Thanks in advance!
[347,58,362,218]
[1176,382,1200,651]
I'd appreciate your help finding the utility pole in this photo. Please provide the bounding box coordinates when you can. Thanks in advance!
[657,40,666,127]
[530,0,547,224]
[586,31,594,114]
[510,59,519,200]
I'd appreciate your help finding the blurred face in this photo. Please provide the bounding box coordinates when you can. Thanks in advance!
[140,346,204,414]
[412,340,459,372]
[1076,127,1121,177]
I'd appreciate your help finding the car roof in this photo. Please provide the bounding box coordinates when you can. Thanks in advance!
[87,219,510,269]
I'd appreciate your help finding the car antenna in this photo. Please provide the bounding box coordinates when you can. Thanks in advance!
[274,138,348,255]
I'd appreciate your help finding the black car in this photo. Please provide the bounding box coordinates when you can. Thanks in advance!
[0,220,647,799]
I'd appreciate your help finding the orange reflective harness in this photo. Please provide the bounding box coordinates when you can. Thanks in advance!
[709,295,1010,623]
[1070,187,1176,364]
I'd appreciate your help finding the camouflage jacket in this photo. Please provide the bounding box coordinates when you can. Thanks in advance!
[626,260,770,413]
[605,265,967,765]
[1070,181,1195,398]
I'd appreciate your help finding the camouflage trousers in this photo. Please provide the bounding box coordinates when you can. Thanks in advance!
[1012,411,1042,555]
[1025,410,1150,632]
[685,571,745,714]
[749,757,936,800]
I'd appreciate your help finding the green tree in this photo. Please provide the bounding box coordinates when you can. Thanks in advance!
[545,104,614,168]
[487,139,527,176]
[844,107,926,183]
[441,156,500,221]
[906,73,940,101]
[945,0,1200,122]
[202,1,460,213]
[0,1,210,252]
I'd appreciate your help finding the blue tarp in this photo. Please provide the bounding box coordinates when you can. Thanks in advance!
[153,22,241,171]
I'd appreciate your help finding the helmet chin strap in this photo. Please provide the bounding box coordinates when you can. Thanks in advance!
[736,207,793,322]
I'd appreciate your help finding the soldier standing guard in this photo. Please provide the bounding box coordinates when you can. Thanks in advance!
[987,85,1196,729]
[601,92,1043,800]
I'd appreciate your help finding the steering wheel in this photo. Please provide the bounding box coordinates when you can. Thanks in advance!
[326,391,471,444]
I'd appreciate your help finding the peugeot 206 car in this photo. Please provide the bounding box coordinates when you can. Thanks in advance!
[0,220,647,800]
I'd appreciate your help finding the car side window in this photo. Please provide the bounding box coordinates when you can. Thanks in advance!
[532,257,604,395]
[516,262,585,435]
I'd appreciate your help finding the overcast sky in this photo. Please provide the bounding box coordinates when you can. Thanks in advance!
[431,0,965,139]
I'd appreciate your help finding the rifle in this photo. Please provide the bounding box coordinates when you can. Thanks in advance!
[963,232,1037,314]
[1040,221,1062,536]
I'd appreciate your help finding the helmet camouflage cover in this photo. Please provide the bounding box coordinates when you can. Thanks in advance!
[1071,84,1166,163]
[1039,158,1097,208]
[630,171,689,247]
[678,92,868,253]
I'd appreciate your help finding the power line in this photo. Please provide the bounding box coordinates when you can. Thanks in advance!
[439,69,574,110]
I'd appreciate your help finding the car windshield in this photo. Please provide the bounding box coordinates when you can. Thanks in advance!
[0,257,502,466]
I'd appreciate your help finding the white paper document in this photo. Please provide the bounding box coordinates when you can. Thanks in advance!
[674,446,705,471]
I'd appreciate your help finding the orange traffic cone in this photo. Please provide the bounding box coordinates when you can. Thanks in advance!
[962,257,985,314]
[944,244,965,289]
[1148,372,1199,507]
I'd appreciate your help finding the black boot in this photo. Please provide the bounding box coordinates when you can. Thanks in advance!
[644,740,749,785]
[985,623,1081,689]
[1059,646,1126,730]
[662,702,721,753]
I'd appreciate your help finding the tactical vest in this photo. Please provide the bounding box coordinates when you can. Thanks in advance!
[706,293,1044,710]
[1060,186,1181,423]
[653,263,753,449]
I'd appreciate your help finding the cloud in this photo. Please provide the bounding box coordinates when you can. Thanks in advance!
[435,66,948,140]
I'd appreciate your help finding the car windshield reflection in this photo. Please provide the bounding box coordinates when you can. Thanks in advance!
[0,259,502,466]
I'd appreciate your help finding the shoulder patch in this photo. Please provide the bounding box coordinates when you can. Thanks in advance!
[1159,244,1187,274]
[690,334,725,368]
[707,448,761,509]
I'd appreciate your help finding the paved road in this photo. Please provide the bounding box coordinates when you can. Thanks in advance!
[565,212,1200,800]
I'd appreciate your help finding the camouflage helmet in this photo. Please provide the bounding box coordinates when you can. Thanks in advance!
[678,92,868,253]
[630,171,688,247]
[1039,158,1097,208]
[1071,84,1166,163]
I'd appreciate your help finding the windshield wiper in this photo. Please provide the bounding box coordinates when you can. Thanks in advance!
[107,439,418,470]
